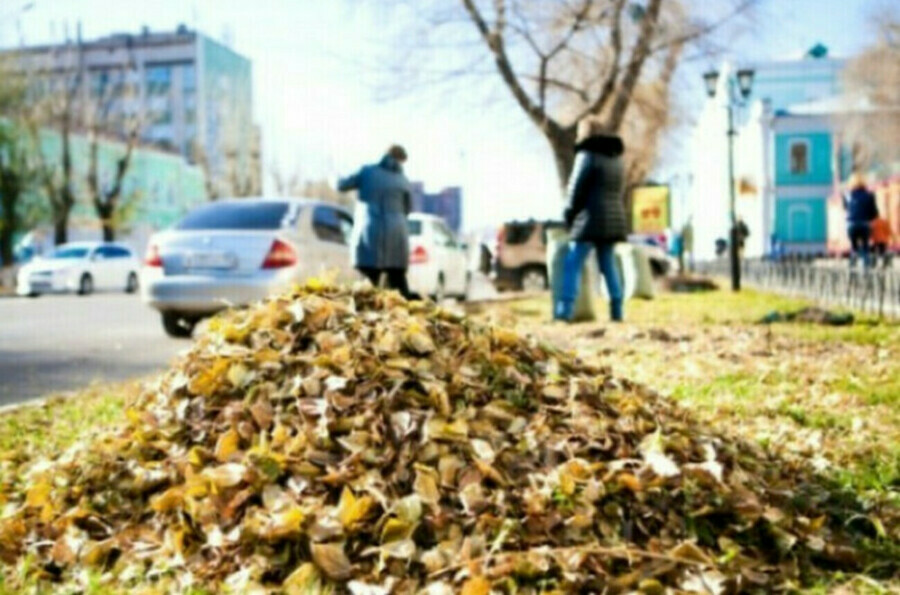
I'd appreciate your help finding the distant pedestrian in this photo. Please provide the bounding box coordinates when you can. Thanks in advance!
[843,173,878,268]
[555,116,626,322]
[735,218,750,257]
[338,145,414,298]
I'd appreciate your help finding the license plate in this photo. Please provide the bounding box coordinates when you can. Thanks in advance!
[185,252,236,270]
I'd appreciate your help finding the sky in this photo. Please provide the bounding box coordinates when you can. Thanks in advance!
[0,0,887,231]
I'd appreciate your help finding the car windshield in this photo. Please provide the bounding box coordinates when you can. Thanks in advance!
[176,202,292,231]
[408,220,423,236]
[50,247,90,259]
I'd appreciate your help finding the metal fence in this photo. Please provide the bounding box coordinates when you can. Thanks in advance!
[698,259,900,317]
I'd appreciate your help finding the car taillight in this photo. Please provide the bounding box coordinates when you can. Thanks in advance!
[144,244,162,267]
[410,245,429,265]
[262,239,297,269]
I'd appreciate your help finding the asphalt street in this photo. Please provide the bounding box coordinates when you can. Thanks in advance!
[0,292,185,405]
[0,275,498,405]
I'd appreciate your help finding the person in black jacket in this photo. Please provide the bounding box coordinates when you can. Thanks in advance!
[555,117,627,322]
[843,173,878,268]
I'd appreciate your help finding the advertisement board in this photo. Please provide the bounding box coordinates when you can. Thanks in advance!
[632,185,671,234]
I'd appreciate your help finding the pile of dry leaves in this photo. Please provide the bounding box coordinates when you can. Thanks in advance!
[1,283,896,593]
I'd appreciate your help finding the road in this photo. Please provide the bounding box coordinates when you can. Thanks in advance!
[0,274,498,406]
[0,293,184,405]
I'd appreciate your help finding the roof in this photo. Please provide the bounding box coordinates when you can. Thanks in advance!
[211,197,351,212]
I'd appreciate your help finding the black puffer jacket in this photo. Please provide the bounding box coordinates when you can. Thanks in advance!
[563,135,627,243]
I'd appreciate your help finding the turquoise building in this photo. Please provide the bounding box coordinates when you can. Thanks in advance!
[689,45,848,258]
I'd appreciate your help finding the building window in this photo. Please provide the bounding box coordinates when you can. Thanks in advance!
[789,140,809,175]
[182,64,196,92]
[145,65,171,95]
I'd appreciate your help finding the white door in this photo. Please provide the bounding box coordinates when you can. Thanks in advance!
[89,247,117,290]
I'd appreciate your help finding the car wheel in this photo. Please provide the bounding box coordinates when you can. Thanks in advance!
[431,274,446,303]
[78,274,94,296]
[26,292,40,298]
[161,312,196,339]
[125,272,139,293]
[520,266,547,292]
[459,272,472,302]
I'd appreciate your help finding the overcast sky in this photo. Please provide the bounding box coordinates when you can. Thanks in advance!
[0,0,884,230]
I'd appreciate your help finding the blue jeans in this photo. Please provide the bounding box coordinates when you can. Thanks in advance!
[848,222,871,268]
[556,242,623,321]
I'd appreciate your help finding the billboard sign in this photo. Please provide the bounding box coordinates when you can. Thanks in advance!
[631,185,670,233]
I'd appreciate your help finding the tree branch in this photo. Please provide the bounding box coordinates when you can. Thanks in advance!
[577,0,626,122]
[605,0,664,132]
[461,0,560,134]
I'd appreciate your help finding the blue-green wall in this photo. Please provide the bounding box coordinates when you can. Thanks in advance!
[775,197,827,242]
[200,35,253,184]
[775,132,833,186]
[35,128,206,230]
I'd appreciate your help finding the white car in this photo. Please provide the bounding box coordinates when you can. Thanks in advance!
[407,213,470,301]
[141,198,357,337]
[16,242,140,297]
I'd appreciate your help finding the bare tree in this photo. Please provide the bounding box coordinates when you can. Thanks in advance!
[392,0,755,194]
[25,45,81,245]
[270,162,353,208]
[837,7,900,173]
[85,58,143,241]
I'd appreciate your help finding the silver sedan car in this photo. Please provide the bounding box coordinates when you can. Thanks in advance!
[141,198,357,337]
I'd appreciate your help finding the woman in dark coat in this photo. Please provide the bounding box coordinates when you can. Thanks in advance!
[555,117,627,322]
[339,145,413,297]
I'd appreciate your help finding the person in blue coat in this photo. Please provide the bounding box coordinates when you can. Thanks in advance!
[555,117,627,322]
[339,145,413,298]
[843,173,878,268]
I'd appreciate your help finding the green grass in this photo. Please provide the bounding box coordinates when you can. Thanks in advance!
[476,286,900,500]
[0,383,134,459]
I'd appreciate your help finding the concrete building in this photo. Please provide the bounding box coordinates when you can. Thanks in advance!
[4,25,259,197]
[688,45,847,259]
[410,183,463,233]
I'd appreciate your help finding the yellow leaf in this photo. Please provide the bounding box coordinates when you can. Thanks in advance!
[150,487,185,513]
[381,518,413,543]
[215,429,241,462]
[414,470,441,505]
[617,473,642,493]
[283,563,322,594]
[310,542,353,580]
[267,506,305,539]
[338,487,373,528]
[25,483,52,508]
[189,358,231,397]
[461,576,492,595]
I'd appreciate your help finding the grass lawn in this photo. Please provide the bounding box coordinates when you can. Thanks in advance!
[468,288,900,501]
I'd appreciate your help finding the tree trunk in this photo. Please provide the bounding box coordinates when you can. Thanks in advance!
[54,203,70,245]
[97,203,115,241]
[0,175,17,267]
[547,126,578,196]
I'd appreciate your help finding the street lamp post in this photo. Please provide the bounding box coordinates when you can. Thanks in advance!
[703,67,754,292]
